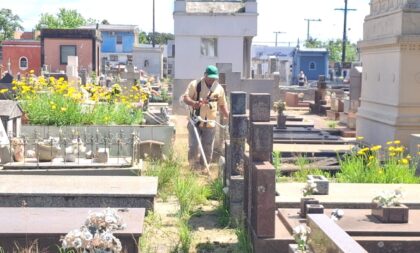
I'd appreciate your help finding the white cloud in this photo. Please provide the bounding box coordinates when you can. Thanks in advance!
[4,0,370,43]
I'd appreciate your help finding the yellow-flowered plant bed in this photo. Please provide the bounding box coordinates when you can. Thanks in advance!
[10,73,149,126]
[337,137,418,183]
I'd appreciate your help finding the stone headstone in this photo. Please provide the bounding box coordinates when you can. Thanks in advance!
[0,73,13,84]
[230,92,246,115]
[250,122,273,162]
[249,93,270,122]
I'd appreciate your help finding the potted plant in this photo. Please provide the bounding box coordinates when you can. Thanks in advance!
[371,188,409,223]
[300,180,320,218]
[273,100,286,129]
[289,224,313,253]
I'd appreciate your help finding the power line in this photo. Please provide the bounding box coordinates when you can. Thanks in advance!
[335,0,356,65]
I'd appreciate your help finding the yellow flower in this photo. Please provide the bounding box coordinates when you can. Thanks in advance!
[406,155,412,160]
[371,145,382,151]
[369,156,375,160]
[389,146,395,152]
[394,140,401,145]
[356,136,364,140]
[394,147,404,153]
[51,105,56,110]
[389,152,396,157]
[61,107,67,112]
[0,88,8,94]
[29,70,34,74]
[357,150,365,155]
[386,141,393,145]
[361,147,370,153]
[401,159,409,165]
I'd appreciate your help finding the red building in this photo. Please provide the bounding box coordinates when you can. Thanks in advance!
[1,40,41,76]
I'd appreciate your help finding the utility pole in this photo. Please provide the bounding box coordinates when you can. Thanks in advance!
[273,31,285,47]
[335,0,356,65]
[304,18,321,41]
[152,0,156,48]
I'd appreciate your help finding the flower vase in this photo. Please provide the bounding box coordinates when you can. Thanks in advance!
[277,113,287,129]
[371,203,409,223]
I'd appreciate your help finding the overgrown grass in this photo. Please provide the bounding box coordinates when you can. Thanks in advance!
[175,219,193,253]
[235,219,253,253]
[273,151,282,179]
[174,174,210,220]
[139,211,164,253]
[143,156,181,200]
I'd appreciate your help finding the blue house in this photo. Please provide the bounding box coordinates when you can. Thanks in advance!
[81,24,138,69]
[292,47,328,84]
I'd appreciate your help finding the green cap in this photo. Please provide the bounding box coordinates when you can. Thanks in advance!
[205,65,219,79]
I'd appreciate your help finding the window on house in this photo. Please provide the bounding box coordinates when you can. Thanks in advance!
[110,55,118,61]
[117,35,123,44]
[19,57,28,70]
[144,60,149,67]
[309,62,316,70]
[60,45,76,65]
[201,38,217,57]
[172,44,175,57]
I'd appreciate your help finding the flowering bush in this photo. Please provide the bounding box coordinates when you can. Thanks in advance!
[372,188,403,207]
[61,208,126,252]
[11,75,148,126]
[292,224,311,252]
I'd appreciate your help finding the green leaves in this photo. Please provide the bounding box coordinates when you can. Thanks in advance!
[35,8,89,30]
[0,8,23,42]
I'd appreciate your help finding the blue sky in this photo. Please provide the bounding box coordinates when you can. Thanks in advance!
[4,0,370,45]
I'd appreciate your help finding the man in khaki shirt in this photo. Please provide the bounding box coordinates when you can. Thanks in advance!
[183,65,229,170]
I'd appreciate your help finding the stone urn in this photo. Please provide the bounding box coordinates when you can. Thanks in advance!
[277,112,287,129]
[11,138,25,162]
[371,203,409,223]
[36,142,60,162]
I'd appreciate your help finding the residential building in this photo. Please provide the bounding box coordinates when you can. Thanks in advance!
[133,44,164,78]
[172,0,258,113]
[41,29,101,75]
[1,40,41,76]
[291,47,329,84]
[81,24,138,69]
[251,45,294,82]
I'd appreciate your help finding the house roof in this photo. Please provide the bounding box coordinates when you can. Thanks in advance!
[80,24,138,32]
[298,47,328,52]
[0,100,23,118]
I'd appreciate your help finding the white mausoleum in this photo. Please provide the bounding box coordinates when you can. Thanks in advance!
[357,0,420,145]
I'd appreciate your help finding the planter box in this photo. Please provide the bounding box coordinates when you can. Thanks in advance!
[371,203,409,223]
[307,175,329,195]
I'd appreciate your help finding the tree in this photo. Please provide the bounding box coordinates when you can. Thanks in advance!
[304,38,358,63]
[35,8,89,29]
[0,8,23,42]
[138,31,174,45]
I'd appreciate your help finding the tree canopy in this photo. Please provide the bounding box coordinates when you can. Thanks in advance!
[0,8,23,42]
[35,8,92,29]
[304,38,358,63]
[138,31,174,45]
